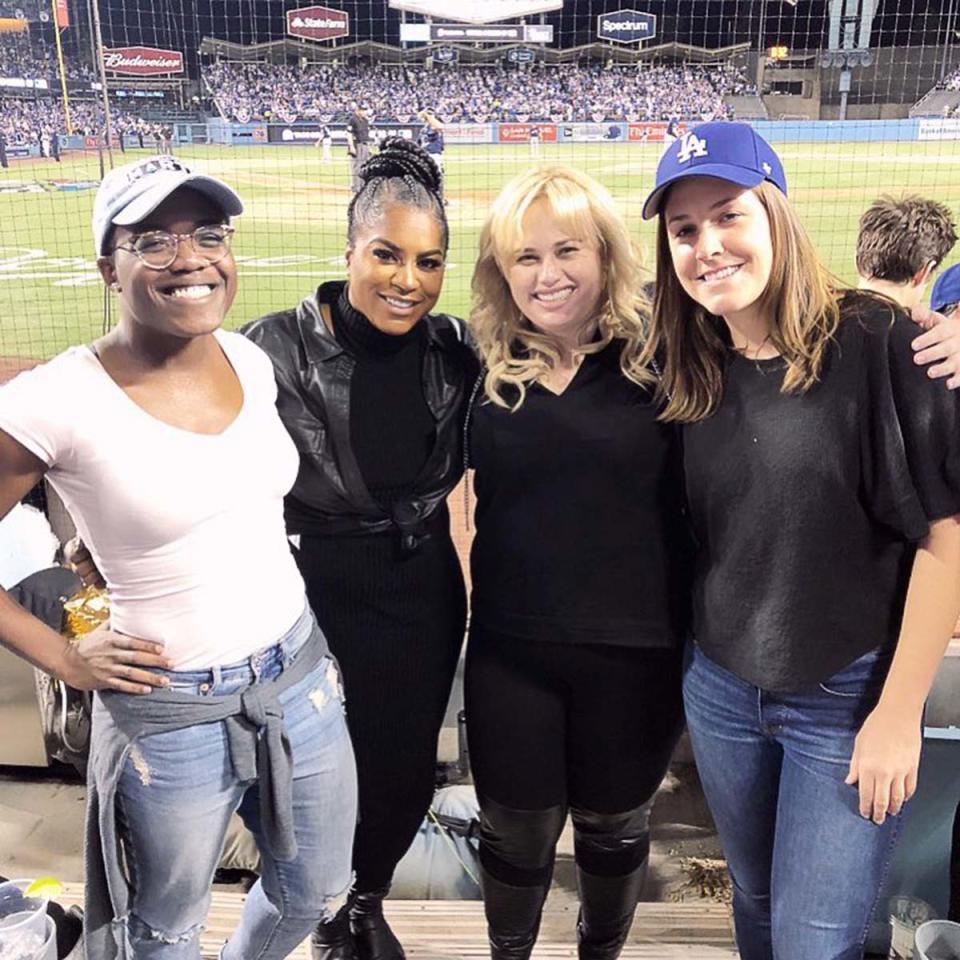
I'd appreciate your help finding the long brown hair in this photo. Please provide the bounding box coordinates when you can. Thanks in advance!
[640,181,842,423]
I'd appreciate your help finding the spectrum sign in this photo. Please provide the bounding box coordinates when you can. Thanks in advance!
[597,10,657,44]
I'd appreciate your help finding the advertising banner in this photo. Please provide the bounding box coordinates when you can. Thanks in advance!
[597,10,657,44]
[83,134,122,148]
[286,5,349,41]
[102,46,184,76]
[627,121,681,142]
[497,123,558,143]
[505,47,536,63]
[918,118,960,141]
[561,122,624,142]
[401,22,553,43]
[267,125,328,144]
[112,88,167,98]
[0,76,48,89]
[266,123,421,145]
[443,123,491,143]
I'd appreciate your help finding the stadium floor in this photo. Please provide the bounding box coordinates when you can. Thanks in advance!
[50,883,742,957]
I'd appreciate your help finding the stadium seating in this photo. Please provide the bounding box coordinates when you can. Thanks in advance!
[201,60,755,124]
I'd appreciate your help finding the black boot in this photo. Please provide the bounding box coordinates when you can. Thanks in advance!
[310,901,359,960]
[575,859,649,960]
[481,868,551,960]
[350,886,405,960]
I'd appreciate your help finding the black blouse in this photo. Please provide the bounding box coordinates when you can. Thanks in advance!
[683,293,960,691]
[469,340,692,648]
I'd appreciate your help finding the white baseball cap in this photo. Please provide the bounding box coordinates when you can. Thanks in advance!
[92,155,243,255]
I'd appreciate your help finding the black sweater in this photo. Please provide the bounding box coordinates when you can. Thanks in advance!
[683,293,960,692]
[468,340,692,648]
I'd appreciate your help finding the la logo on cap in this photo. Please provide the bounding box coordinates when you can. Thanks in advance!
[677,132,708,164]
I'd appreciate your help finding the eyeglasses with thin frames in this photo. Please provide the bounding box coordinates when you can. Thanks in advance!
[111,224,235,270]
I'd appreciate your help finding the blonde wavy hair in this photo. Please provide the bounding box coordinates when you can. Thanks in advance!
[640,180,842,423]
[470,164,654,409]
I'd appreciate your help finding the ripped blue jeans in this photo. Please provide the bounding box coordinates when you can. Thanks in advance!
[112,614,357,959]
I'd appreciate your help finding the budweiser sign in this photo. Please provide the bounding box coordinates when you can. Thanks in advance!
[102,46,184,76]
[286,5,350,41]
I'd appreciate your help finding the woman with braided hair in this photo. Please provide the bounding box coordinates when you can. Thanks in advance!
[244,138,478,960]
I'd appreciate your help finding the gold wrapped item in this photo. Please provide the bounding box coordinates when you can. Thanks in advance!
[63,585,110,639]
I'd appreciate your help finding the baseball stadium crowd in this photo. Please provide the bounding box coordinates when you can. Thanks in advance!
[202,60,753,123]
[0,32,95,82]
[0,36,161,148]
[938,66,960,116]
[0,96,156,148]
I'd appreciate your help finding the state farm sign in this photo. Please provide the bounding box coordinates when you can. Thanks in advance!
[286,5,350,41]
[102,47,184,76]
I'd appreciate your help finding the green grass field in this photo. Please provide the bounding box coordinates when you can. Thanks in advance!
[1,138,959,364]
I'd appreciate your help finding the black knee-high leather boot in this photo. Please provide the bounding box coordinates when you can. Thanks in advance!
[478,796,567,960]
[575,859,649,960]
[481,867,553,960]
[350,886,405,960]
[570,801,653,960]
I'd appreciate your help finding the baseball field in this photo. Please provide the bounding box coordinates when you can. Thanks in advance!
[1,138,958,371]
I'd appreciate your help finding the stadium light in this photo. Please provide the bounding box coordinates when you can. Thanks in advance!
[388,0,562,24]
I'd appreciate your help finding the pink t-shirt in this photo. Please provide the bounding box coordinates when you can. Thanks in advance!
[0,330,306,669]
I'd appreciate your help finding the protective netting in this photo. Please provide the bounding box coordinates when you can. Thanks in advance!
[0,0,957,376]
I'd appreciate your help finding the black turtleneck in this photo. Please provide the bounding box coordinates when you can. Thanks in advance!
[335,285,435,509]
[290,282,468,892]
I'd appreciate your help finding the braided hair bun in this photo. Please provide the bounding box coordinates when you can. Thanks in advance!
[347,137,448,250]
[358,138,443,198]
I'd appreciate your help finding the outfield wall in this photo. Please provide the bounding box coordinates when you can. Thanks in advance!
[202,117,960,148]
[9,116,957,161]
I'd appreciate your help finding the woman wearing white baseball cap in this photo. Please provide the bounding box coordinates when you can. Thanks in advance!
[0,155,357,960]
[641,121,960,959]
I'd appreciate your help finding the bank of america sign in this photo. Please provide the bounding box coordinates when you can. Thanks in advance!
[597,10,657,44]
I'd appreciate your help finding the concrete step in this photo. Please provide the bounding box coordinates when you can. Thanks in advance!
[56,883,738,958]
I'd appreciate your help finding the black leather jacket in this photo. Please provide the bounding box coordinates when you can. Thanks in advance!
[243,282,479,546]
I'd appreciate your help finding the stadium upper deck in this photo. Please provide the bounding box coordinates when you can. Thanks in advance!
[201,60,753,124]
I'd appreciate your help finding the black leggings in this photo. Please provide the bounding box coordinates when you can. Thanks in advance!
[465,627,685,884]
[296,532,466,893]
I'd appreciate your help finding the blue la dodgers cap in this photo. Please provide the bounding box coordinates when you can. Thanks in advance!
[642,121,787,220]
[931,263,960,314]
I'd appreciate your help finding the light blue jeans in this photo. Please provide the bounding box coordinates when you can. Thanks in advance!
[113,614,357,959]
[683,643,905,960]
